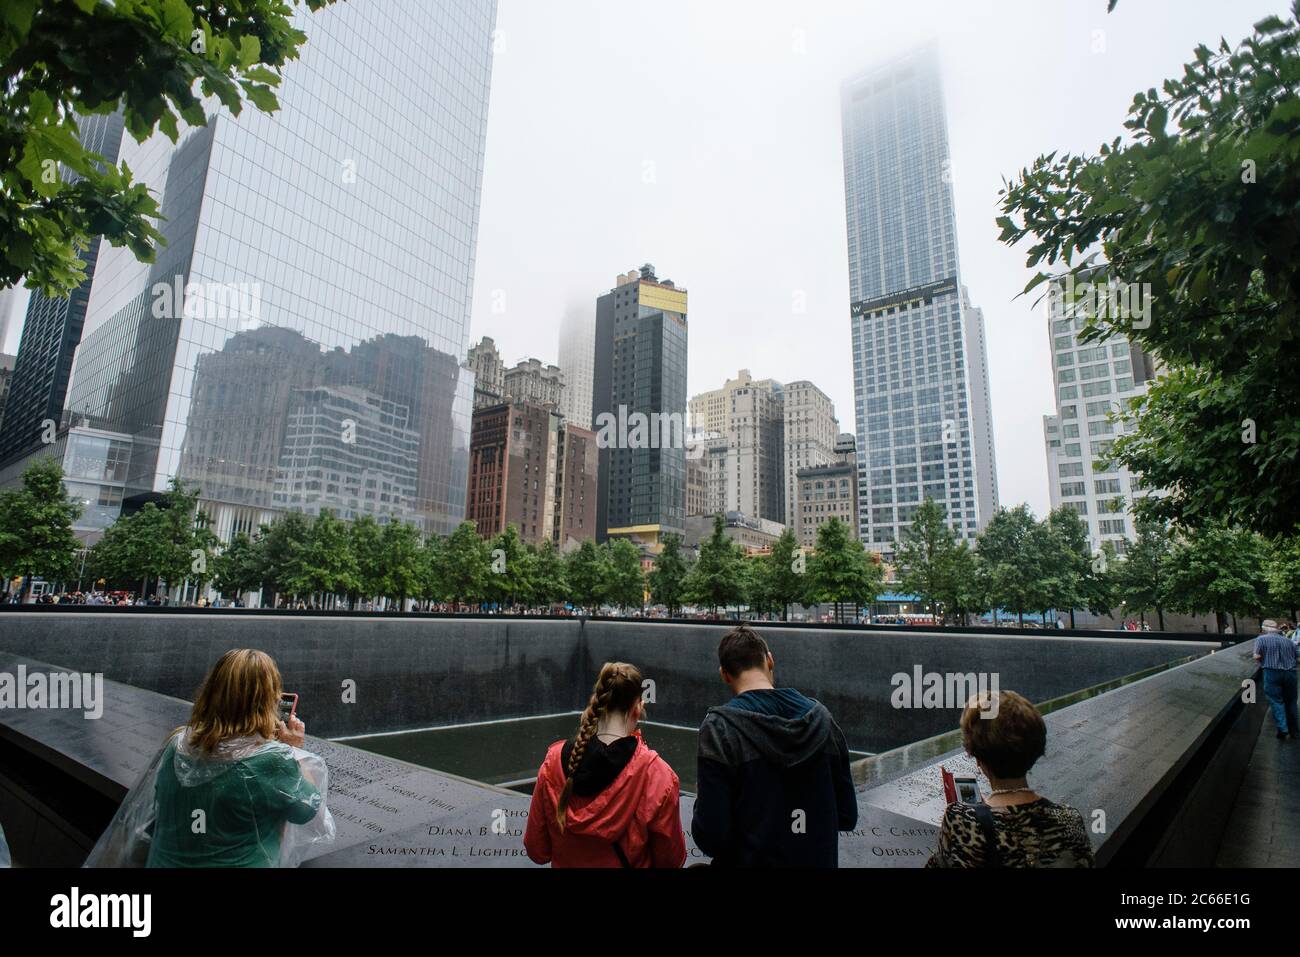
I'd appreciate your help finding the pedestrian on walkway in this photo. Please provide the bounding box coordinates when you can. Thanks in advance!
[1255,620,1299,740]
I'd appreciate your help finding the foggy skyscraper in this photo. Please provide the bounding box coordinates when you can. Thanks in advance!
[840,44,998,557]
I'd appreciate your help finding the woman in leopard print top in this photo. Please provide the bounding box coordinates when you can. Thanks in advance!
[926,690,1094,868]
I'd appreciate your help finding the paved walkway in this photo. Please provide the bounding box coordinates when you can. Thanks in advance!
[1216,712,1300,867]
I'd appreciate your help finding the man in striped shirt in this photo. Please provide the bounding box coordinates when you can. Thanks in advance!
[1254,620,1298,740]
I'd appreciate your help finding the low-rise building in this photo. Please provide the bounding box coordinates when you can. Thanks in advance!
[684,510,784,555]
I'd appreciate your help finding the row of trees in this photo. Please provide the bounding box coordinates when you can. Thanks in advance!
[195,507,883,618]
[895,499,1300,631]
[0,458,886,616]
[4,457,1296,629]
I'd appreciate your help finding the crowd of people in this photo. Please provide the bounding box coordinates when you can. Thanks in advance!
[5,590,250,607]
[60,624,1098,870]
[6,590,164,606]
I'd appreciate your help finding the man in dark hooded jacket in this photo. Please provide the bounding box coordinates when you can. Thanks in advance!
[692,624,858,866]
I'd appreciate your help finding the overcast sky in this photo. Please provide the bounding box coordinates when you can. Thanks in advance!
[468,0,1281,516]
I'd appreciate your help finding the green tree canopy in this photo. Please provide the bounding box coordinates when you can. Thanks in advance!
[606,539,646,613]
[1116,518,1174,629]
[1267,535,1300,620]
[349,514,386,603]
[87,477,213,598]
[211,530,261,600]
[648,532,690,616]
[1164,522,1269,631]
[439,521,491,607]
[379,520,424,608]
[1044,506,1108,625]
[762,527,807,621]
[416,532,445,607]
[486,524,534,608]
[255,510,311,603]
[977,505,1050,625]
[0,456,81,595]
[87,501,165,593]
[3,0,336,296]
[529,538,569,608]
[157,478,217,593]
[935,541,983,625]
[683,514,748,615]
[998,7,1300,537]
[895,498,959,619]
[804,516,883,623]
[291,508,357,601]
[566,538,610,612]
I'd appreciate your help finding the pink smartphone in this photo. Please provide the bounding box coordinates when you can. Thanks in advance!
[278,692,298,724]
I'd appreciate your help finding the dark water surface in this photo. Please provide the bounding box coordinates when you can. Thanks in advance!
[339,714,704,791]
[340,714,869,794]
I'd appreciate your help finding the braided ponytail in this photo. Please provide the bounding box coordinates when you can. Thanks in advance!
[555,661,643,832]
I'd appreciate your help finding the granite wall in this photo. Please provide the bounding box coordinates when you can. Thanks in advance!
[0,612,1210,752]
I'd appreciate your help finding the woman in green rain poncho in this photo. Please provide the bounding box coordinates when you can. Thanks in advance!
[86,649,335,868]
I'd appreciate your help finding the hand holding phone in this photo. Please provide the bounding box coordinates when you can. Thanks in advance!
[941,765,984,804]
[954,776,983,804]
[276,693,304,747]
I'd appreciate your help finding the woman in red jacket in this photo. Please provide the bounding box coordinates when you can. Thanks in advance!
[524,661,686,868]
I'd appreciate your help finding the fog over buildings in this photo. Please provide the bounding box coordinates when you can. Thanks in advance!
[467,0,1277,518]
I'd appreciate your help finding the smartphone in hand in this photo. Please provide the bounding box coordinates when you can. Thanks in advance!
[942,765,984,804]
[278,692,298,724]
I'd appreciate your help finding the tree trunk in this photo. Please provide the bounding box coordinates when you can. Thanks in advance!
[1069,609,1076,629]
[1157,606,1165,631]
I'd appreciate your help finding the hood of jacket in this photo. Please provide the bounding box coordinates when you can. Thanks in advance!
[541,732,663,841]
[700,696,839,769]
[171,730,284,787]
[561,733,638,798]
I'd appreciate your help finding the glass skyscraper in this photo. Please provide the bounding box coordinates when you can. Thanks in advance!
[0,111,124,466]
[840,44,997,557]
[59,0,496,540]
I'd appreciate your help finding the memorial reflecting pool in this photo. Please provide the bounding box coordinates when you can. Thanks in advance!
[340,714,872,794]
[339,715,704,791]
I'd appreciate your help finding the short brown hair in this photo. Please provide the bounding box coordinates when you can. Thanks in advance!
[718,624,770,677]
[960,690,1046,779]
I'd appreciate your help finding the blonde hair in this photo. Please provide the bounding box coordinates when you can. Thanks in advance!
[556,662,643,832]
[960,690,1046,779]
[186,649,284,753]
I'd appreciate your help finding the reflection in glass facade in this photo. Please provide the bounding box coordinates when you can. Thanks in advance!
[64,0,496,539]
[840,44,998,557]
[62,430,132,531]
[0,111,124,464]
